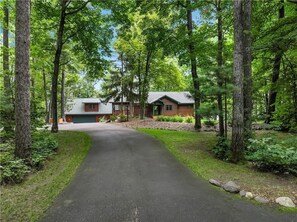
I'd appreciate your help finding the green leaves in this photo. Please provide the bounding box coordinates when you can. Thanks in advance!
[246,137,297,175]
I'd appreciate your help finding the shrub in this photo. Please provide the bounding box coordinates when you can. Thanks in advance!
[212,137,230,160]
[110,115,117,122]
[203,119,216,127]
[0,131,58,184]
[156,116,164,121]
[0,152,29,184]
[246,137,297,175]
[174,115,183,122]
[118,114,127,122]
[99,116,106,123]
[32,131,58,168]
[185,116,194,123]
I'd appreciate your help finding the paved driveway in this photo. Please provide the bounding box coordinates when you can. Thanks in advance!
[41,123,296,222]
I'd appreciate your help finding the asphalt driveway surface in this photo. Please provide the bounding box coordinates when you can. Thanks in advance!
[41,123,296,222]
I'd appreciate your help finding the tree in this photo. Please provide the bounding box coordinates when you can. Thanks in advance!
[185,0,201,129]
[1,0,13,136]
[265,0,285,124]
[14,0,31,163]
[51,0,91,133]
[243,0,252,141]
[215,0,225,137]
[231,0,245,163]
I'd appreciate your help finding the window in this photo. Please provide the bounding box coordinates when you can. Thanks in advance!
[166,105,172,111]
[89,104,96,109]
[114,105,120,111]
[85,103,98,112]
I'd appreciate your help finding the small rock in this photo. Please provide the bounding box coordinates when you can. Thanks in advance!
[239,190,246,197]
[254,196,269,204]
[245,192,253,199]
[209,179,221,187]
[276,197,296,208]
[223,181,240,193]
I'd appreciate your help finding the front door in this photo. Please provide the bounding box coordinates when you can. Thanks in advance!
[153,105,162,116]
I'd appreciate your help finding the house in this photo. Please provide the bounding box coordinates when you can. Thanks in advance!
[112,92,194,117]
[65,98,112,123]
[65,92,194,123]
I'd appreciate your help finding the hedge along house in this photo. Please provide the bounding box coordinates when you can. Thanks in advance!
[112,92,194,117]
[65,98,112,123]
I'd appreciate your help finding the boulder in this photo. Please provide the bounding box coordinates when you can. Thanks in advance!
[275,197,296,208]
[223,181,240,193]
[209,179,221,187]
[254,196,269,204]
[245,192,253,199]
[239,190,246,197]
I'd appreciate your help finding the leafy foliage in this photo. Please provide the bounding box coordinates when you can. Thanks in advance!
[118,114,128,122]
[156,115,185,123]
[0,152,29,184]
[246,137,297,175]
[110,115,117,122]
[0,131,58,184]
[212,137,230,160]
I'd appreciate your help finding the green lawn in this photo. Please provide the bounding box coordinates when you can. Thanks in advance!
[138,128,297,211]
[0,131,92,222]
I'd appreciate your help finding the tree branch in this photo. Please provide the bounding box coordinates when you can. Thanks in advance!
[65,0,90,16]
[62,26,85,44]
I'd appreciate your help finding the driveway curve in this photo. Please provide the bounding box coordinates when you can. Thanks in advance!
[41,123,296,222]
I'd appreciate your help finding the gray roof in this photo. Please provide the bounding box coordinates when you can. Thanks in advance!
[111,92,194,104]
[148,92,194,104]
[65,98,112,115]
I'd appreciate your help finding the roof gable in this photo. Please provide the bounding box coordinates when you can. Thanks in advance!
[148,92,194,104]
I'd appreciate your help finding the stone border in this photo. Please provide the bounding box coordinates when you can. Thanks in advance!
[208,179,296,208]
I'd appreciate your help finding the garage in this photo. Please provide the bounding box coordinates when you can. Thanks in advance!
[72,115,97,123]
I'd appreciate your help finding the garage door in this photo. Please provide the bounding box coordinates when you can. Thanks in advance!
[72,115,96,123]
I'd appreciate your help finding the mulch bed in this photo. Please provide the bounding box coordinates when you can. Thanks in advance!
[111,118,219,132]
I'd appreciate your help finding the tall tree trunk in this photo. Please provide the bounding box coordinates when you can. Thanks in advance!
[31,76,36,114]
[3,0,10,99]
[137,54,144,119]
[43,68,49,123]
[140,51,151,119]
[216,0,224,137]
[243,0,253,142]
[61,68,65,121]
[224,83,228,138]
[231,0,244,163]
[186,0,201,129]
[14,0,31,163]
[51,0,67,133]
[265,0,285,124]
[2,0,13,134]
[120,53,124,115]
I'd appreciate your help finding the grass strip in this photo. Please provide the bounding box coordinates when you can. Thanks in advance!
[0,131,92,222]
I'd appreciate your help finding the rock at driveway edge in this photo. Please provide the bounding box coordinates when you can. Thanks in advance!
[254,196,269,204]
[276,197,296,208]
[209,179,221,187]
[223,181,240,193]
